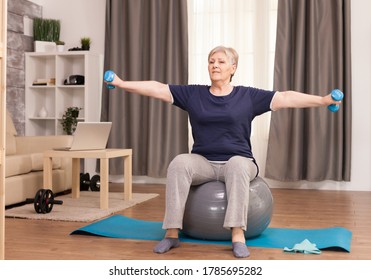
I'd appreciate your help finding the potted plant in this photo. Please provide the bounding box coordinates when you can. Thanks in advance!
[56,40,65,52]
[81,37,91,50]
[33,17,61,52]
[60,107,82,135]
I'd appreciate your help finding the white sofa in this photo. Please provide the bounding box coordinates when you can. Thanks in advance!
[5,110,73,206]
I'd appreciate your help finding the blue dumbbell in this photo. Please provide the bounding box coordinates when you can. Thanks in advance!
[104,70,115,89]
[328,89,344,112]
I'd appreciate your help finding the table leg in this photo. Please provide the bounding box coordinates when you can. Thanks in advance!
[124,154,132,200]
[100,157,109,209]
[71,158,80,199]
[43,156,53,189]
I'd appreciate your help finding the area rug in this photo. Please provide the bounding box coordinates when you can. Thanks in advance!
[5,192,158,222]
[71,215,352,252]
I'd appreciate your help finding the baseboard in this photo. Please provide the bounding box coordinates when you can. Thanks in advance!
[109,174,166,185]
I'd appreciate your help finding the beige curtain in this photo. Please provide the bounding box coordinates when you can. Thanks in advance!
[265,0,352,181]
[187,0,278,176]
[101,0,189,177]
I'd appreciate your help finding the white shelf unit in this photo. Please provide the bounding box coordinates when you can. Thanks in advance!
[25,51,103,136]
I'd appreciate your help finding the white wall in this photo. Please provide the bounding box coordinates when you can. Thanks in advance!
[29,0,106,56]
[350,0,371,191]
[30,0,371,191]
[348,0,371,191]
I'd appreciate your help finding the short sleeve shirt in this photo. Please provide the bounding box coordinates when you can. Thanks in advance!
[169,85,276,162]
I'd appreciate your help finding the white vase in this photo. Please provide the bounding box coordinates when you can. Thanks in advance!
[38,106,48,118]
[57,45,64,52]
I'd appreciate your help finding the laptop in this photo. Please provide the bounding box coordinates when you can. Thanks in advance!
[54,122,112,151]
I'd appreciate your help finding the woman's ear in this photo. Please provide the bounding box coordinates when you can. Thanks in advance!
[231,64,237,74]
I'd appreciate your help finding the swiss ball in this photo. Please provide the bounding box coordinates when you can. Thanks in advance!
[182,177,273,240]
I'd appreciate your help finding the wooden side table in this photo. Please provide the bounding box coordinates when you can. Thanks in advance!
[43,149,132,209]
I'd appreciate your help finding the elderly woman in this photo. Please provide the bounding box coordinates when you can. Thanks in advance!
[105,46,340,258]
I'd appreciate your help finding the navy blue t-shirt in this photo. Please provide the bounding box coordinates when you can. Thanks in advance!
[169,85,276,162]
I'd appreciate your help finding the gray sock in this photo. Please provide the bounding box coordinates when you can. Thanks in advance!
[232,242,250,258]
[153,238,180,254]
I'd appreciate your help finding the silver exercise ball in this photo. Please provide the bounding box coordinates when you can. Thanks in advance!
[182,176,273,240]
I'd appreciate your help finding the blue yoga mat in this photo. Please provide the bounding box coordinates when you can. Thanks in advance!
[71,215,352,252]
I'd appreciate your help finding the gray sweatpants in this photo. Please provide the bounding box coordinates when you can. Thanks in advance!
[162,153,258,231]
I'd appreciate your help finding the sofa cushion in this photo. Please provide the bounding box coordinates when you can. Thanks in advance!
[30,153,61,171]
[5,154,32,178]
[6,132,17,155]
[6,110,17,135]
[6,110,17,155]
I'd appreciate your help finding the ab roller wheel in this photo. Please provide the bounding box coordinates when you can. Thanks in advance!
[328,89,344,112]
[104,70,116,89]
[25,173,101,214]
[26,189,63,214]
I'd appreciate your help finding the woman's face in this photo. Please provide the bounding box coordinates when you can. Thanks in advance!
[208,51,236,84]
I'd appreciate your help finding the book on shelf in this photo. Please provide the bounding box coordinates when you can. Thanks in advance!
[32,78,56,86]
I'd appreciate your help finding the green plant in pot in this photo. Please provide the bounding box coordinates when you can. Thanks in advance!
[81,37,91,50]
[56,40,65,51]
[33,17,60,41]
[60,107,82,135]
[33,17,61,52]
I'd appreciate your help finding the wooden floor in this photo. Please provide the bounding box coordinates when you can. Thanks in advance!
[4,183,371,260]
